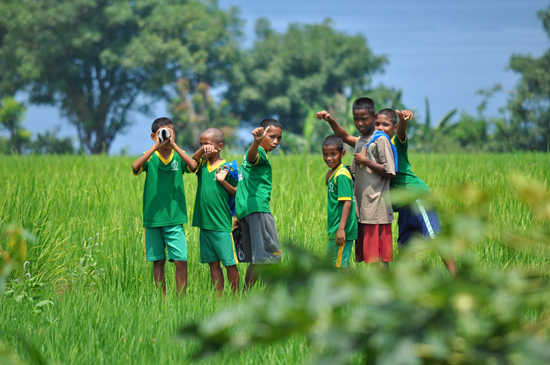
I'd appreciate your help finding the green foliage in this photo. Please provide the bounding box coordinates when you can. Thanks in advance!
[0,154,549,363]
[29,129,75,155]
[0,0,242,154]
[0,224,34,294]
[506,6,550,151]
[182,182,550,364]
[0,97,31,154]
[225,18,387,133]
[169,79,240,151]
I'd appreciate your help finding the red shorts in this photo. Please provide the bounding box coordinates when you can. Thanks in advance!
[355,223,393,263]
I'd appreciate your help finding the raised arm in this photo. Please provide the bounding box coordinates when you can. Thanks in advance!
[247,126,270,163]
[169,133,198,172]
[316,110,356,147]
[192,144,218,162]
[132,131,166,173]
[395,110,414,141]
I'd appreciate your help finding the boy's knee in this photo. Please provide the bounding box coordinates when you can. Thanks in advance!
[174,260,187,270]
[208,261,221,269]
[153,259,166,267]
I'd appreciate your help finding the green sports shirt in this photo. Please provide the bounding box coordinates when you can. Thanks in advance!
[391,134,432,209]
[192,158,238,232]
[327,164,358,240]
[134,150,193,228]
[235,147,272,220]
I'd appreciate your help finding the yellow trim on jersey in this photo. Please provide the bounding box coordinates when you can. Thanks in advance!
[392,133,407,144]
[249,153,260,165]
[336,245,344,268]
[338,197,352,201]
[207,159,227,173]
[330,164,352,185]
[155,149,175,165]
[230,232,239,264]
[133,152,154,176]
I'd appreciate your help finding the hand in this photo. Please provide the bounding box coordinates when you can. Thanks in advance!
[233,217,240,230]
[354,150,371,166]
[396,110,414,121]
[215,167,228,182]
[251,126,270,142]
[154,130,170,149]
[168,129,177,147]
[336,228,346,246]
[202,144,218,155]
[316,110,334,123]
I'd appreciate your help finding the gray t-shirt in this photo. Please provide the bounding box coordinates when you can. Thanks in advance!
[354,134,396,224]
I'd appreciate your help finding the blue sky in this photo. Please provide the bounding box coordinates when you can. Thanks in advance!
[17,0,550,154]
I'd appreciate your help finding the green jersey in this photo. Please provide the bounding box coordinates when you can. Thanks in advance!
[236,147,272,220]
[192,158,238,232]
[327,164,358,240]
[391,134,432,209]
[134,150,193,228]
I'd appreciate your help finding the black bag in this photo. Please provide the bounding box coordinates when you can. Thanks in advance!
[233,226,251,263]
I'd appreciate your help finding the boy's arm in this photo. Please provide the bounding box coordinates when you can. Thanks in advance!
[131,132,167,174]
[246,126,271,164]
[336,200,351,246]
[191,145,218,164]
[169,133,198,172]
[395,110,414,141]
[316,110,357,147]
[354,142,395,179]
[215,168,237,197]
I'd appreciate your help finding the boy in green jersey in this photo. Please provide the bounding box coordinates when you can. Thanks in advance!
[191,128,240,296]
[235,119,283,290]
[132,117,198,296]
[322,135,358,268]
[391,110,457,275]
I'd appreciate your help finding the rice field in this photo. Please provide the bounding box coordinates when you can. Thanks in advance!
[0,152,549,364]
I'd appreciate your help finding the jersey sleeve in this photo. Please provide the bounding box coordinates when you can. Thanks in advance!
[377,138,396,175]
[336,174,353,201]
[249,146,268,166]
[133,152,148,176]
[181,151,194,174]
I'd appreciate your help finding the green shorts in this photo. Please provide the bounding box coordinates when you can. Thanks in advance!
[144,224,187,262]
[200,229,238,267]
[326,239,353,268]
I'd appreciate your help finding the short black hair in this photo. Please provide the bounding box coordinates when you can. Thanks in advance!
[152,117,174,133]
[259,118,282,130]
[352,97,375,117]
[322,135,344,152]
[377,108,397,125]
[202,127,226,144]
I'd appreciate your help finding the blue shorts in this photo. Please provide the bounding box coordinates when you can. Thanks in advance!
[397,198,442,248]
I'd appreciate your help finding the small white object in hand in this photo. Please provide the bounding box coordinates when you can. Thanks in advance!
[158,128,171,142]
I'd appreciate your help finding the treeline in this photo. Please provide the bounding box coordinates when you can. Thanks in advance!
[0,1,548,154]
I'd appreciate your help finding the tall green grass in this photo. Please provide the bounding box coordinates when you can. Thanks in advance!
[0,152,549,364]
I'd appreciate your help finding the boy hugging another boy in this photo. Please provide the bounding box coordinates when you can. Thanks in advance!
[132,117,198,296]
[322,135,358,268]
[317,98,396,268]
[191,128,240,296]
[236,119,283,290]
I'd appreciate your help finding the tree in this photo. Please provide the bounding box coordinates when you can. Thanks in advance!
[0,0,241,153]
[169,78,240,151]
[506,6,550,151]
[0,97,31,153]
[225,18,387,133]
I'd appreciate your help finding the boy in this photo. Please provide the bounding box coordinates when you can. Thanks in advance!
[317,99,396,268]
[132,117,198,296]
[392,110,457,275]
[322,135,358,268]
[191,128,240,296]
[235,119,283,290]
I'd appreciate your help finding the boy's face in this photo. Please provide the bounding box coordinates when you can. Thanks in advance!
[374,114,396,138]
[322,145,345,169]
[260,126,283,152]
[200,133,223,158]
[151,124,175,148]
[353,109,375,135]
